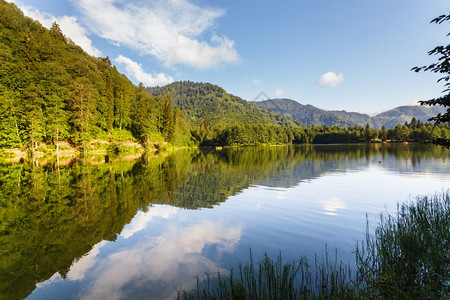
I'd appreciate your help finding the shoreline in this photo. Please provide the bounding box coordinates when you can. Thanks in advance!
[0,140,418,162]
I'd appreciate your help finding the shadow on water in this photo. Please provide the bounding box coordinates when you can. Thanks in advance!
[0,144,448,299]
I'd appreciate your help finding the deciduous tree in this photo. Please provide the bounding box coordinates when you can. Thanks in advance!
[412,13,450,147]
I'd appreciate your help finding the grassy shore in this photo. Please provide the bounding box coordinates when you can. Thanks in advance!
[178,192,450,299]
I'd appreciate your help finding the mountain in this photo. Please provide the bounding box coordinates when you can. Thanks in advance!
[147,82,297,127]
[252,98,446,128]
[250,98,373,127]
[373,105,447,128]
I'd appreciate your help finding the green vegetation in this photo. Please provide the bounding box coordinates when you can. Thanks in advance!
[1,0,449,152]
[0,152,195,299]
[188,120,449,146]
[252,98,447,129]
[148,81,449,147]
[147,81,297,128]
[0,0,192,153]
[356,193,449,299]
[413,13,450,147]
[2,1,450,155]
[1,144,447,299]
[178,192,450,299]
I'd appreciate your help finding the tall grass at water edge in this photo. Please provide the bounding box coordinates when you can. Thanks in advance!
[178,191,449,299]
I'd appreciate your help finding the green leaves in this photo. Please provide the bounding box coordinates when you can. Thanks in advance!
[414,12,450,147]
[0,1,193,150]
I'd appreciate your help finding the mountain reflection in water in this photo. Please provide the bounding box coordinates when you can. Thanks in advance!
[0,144,448,300]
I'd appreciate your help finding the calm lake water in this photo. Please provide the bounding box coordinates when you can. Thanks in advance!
[1,144,449,300]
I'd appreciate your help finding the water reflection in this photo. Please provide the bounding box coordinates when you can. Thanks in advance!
[0,144,448,299]
[320,197,346,216]
[121,205,179,239]
[79,214,242,300]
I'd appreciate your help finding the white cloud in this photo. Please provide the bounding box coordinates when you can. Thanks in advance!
[317,71,344,87]
[115,55,174,87]
[67,241,108,281]
[11,1,101,57]
[252,79,262,84]
[34,217,243,300]
[120,205,178,239]
[79,220,243,300]
[35,272,63,289]
[275,89,284,97]
[35,240,108,286]
[74,0,239,69]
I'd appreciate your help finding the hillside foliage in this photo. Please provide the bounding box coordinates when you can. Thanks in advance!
[147,81,298,127]
[0,0,191,150]
[0,0,449,152]
[413,12,450,147]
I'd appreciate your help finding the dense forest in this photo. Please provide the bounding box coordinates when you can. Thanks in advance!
[189,118,450,146]
[148,82,450,146]
[0,0,191,151]
[0,0,449,153]
[147,81,297,127]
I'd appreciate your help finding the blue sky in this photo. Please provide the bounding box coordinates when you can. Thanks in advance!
[9,0,449,115]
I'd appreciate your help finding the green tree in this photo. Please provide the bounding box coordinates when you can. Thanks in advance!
[28,107,45,150]
[46,94,69,153]
[380,125,388,141]
[131,84,160,146]
[412,13,450,147]
[162,94,174,142]
[113,70,133,130]
[98,57,115,134]
[0,88,21,147]
[23,84,46,150]
[69,77,97,148]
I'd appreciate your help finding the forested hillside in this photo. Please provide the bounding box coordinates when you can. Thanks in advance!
[251,98,366,127]
[147,81,297,127]
[0,0,448,151]
[374,105,448,128]
[0,0,191,151]
[253,98,447,128]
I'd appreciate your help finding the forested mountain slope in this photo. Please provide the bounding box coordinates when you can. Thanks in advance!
[373,105,447,128]
[147,81,297,127]
[0,0,448,150]
[250,98,368,127]
[252,98,446,128]
[0,0,191,149]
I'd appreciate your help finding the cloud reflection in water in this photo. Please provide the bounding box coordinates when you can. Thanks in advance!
[77,207,242,300]
[320,197,347,216]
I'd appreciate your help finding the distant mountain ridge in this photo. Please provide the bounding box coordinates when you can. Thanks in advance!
[147,82,297,127]
[251,98,446,128]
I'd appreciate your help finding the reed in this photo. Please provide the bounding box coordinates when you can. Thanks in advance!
[355,191,450,299]
[178,191,449,299]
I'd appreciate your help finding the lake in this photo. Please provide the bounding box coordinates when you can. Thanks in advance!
[1,144,449,300]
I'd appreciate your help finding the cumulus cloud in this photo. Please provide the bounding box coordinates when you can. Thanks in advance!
[317,71,344,87]
[115,55,174,87]
[74,0,239,69]
[67,241,108,281]
[35,240,109,287]
[120,205,178,239]
[252,79,262,84]
[79,220,243,300]
[35,209,243,299]
[11,1,101,56]
[275,89,284,97]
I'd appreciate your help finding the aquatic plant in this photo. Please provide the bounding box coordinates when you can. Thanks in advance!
[178,191,450,299]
